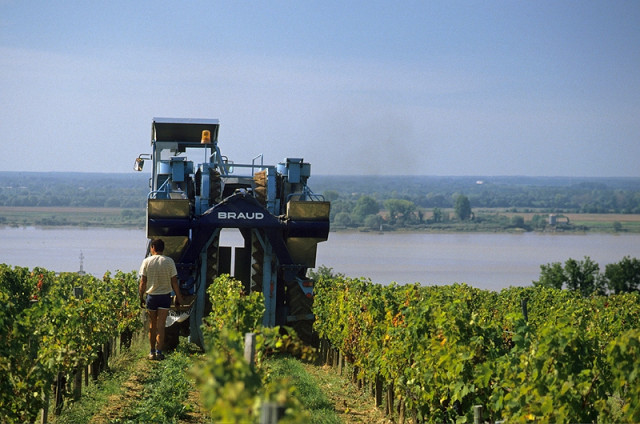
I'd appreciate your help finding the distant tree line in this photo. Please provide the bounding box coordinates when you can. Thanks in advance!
[313,175,640,215]
[0,172,148,208]
[2,173,640,231]
[313,175,640,231]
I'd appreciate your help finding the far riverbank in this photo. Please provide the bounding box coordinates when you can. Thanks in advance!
[2,207,640,234]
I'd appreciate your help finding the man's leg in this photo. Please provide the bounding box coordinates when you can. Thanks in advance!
[155,308,169,353]
[148,309,158,354]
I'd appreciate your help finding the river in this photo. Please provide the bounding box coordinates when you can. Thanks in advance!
[2,227,639,290]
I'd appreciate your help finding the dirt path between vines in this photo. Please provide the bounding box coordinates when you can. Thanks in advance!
[302,362,392,424]
[89,357,154,424]
[85,344,380,424]
[88,354,207,424]
[182,386,209,424]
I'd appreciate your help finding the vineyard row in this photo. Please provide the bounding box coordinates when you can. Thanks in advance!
[0,265,141,424]
[313,277,640,423]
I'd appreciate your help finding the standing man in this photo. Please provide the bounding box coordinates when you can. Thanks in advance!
[139,238,184,360]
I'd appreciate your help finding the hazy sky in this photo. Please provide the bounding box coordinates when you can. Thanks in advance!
[1,1,639,176]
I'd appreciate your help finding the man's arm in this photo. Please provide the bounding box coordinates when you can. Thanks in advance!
[171,276,184,306]
[138,275,147,307]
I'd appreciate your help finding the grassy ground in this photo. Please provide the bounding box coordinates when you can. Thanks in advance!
[299,362,391,424]
[264,356,391,424]
[51,334,208,424]
[50,333,147,424]
[264,356,342,424]
[50,333,388,424]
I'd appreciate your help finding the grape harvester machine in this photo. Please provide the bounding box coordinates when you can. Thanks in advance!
[134,118,330,349]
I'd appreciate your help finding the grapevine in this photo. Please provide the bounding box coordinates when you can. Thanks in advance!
[314,277,640,422]
[0,265,141,424]
[193,274,314,423]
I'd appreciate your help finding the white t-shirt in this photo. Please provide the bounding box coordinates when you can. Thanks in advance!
[139,255,177,295]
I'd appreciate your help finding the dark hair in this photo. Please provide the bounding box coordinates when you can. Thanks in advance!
[150,238,165,253]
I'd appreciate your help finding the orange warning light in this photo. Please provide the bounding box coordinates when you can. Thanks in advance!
[201,130,211,144]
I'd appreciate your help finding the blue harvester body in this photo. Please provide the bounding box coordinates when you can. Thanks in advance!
[136,118,330,348]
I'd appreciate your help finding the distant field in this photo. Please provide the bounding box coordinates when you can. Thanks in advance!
[498,211,640,233]
[498,212,640,223]
[0,206,143,227]
[0,206,123,214]
[566,213,640,223]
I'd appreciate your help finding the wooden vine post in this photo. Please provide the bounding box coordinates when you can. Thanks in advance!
[244,332,256,369]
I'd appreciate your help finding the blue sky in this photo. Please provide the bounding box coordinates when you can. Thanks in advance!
[1,1,639,176]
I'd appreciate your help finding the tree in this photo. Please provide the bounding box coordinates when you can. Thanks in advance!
[364,214,382,230]
[329,199,354,223]
[454,194,472,221]
[564,257,602,296]
[604,256,640,293]
[323,190,340,202]
[352,195,380,222]
[511,215,525,228]
[531,214,547,230]
[432,207,443,223]
[384,199,415,225]
[307,265,344,280]
[105,197,121,207]
[534,262,565,289]
[534,256,603,296]
[334,212,352,227]
[425,193,449,208]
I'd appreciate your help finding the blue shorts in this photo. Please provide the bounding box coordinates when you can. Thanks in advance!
[146,293,171,311]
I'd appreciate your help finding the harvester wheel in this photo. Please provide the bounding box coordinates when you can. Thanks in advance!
[250,230,264,293]
[204,233,220,315]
